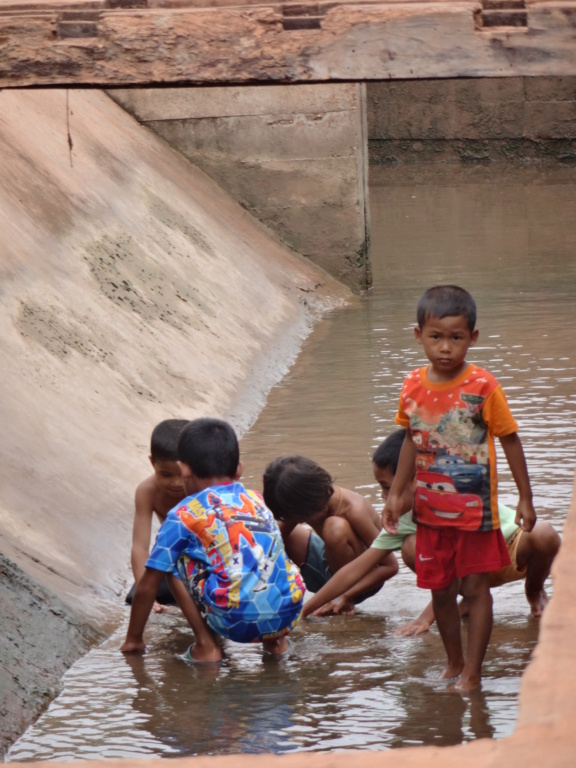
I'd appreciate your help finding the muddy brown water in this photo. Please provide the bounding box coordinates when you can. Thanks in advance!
[6,163,576,760]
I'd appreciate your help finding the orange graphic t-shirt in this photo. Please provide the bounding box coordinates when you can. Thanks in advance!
[395,364,518,531]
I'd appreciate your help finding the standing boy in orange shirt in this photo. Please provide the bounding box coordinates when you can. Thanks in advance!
[383,285,536,691]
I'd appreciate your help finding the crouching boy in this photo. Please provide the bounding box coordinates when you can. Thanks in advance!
[121,418,305,662]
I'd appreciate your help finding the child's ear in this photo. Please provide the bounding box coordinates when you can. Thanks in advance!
[178,461,192,481]
[234,461,243,481]
[414,325,423,345]
[148,455,155,468]
[470,329,479,346]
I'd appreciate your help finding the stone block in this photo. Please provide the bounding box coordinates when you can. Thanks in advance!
[146,109,361,162]
[525,75,576,102]
[367,80,455,140]
[109,83,359,121]
[454,99,525,139]
[524,100,576,138]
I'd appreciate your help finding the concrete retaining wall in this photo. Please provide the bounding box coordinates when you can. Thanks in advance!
[0,86,351,757]
[108,84,371,292]
[368,76,576,164]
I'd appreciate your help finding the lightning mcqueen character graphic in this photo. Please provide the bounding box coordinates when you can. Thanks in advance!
[414,471,484,531]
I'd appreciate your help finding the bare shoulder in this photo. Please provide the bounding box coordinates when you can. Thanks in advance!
[135,474,156,505]
[342,487,376,512]
[341,488,381,525]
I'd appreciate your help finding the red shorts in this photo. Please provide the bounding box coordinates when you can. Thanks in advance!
[415,526,511,590]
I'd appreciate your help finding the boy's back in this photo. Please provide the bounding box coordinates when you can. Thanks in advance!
[148,480,305,643]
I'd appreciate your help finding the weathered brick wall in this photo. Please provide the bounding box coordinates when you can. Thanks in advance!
[368,77,576,164]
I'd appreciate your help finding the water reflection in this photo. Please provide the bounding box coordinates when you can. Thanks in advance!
[7,163,575,761]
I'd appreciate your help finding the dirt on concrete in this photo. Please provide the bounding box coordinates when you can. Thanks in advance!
[0,87,351,757]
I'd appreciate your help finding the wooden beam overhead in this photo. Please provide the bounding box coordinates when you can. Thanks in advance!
[0,0,576,87]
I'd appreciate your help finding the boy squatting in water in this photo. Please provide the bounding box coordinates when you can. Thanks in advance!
[121,418,305,662]
[302,428,560,632]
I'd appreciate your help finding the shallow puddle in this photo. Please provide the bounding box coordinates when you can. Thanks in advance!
[7,162,576,760]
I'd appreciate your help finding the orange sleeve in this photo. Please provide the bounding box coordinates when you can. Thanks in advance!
[482,384,518,437]
[394,390,410,428]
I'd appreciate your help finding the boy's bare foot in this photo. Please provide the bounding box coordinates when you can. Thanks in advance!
[184,641,223,664]
[440,662,464,681]
[394,618,431,637]
[152,602,182,615]
[314,596,357,616]
[526,589,549,618]
[262,636,291,656]
[452,672,481,693]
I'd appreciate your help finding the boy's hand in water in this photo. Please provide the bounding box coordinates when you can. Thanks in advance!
[120,639,146,654]
[314,596,357,617]
[394,618,431,637]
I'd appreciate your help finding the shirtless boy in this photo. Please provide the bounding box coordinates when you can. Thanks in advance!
[263,455,398,615]
[126,419,189,611]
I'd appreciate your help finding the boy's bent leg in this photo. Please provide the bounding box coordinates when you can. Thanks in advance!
[323,516,365,572]
[517,522,561,617]
[167,576,222,663]
[282,524,312,569]
[431,578,465,680]
[316,517,364,614]
[457,572,492,692]
[322,519,393,614]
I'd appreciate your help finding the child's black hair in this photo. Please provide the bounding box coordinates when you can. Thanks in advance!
[150,419,190,463]
[178,417,239,479]
[262,456,334,523]
[372,428,407,473]
[417,285,477,332]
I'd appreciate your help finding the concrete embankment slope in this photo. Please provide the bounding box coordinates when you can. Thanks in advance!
[0,88,351,756]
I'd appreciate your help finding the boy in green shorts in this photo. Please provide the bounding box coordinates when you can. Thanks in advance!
[304,429,560,633]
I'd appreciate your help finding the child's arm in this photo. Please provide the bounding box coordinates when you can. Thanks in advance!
[314,554,399,615]
[302,548,396,617]
[121,568,165,653]
[131,481,155,583]
[499,432,536,532]
[382,433,416,534]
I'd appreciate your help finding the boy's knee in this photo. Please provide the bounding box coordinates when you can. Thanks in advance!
[521,522,561,560]
[460,573,491,601]
[535,522,561,557]
[432,580,459,605]
[322,515,354,546]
